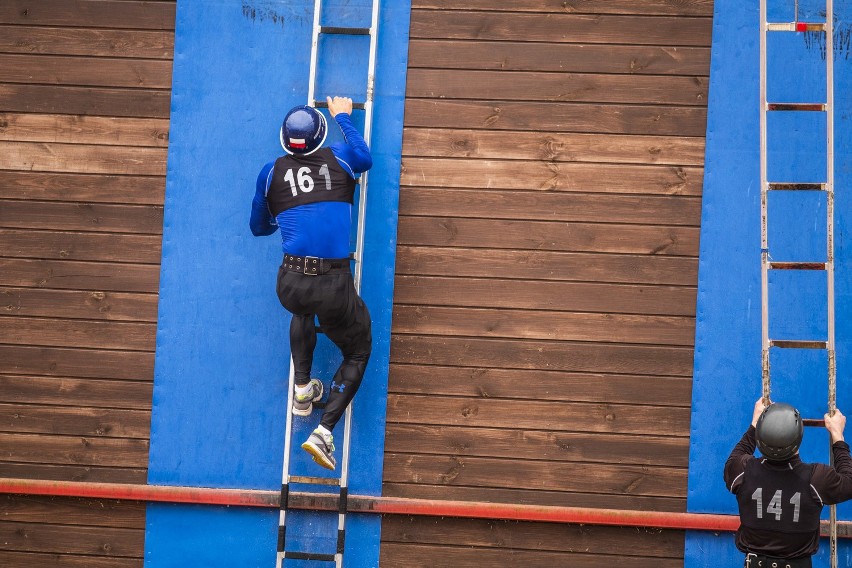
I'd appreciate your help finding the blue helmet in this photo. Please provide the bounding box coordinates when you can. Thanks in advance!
[280,105,327,155]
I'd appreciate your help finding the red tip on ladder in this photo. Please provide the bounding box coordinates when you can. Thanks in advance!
[796,22,809,32]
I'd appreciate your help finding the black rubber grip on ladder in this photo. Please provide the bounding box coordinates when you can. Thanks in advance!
[314,100,366,110]
[769,261,826,270]
[339,487,348,514]
[278,526,286,552]
[321,25,370,35]
[279,483,289,509]
[768,182,826,191]
[285,551,336,562]
[767,103,826,111]
[337,528,346,554]
[770,340,827,349]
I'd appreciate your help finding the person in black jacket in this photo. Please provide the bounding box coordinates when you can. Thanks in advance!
[724,398,852,567]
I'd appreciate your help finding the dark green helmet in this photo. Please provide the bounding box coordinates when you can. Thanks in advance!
[756,402,803,461]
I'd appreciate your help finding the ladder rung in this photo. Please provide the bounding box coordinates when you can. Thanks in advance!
[766,22,826,32]
[289,475,340,486]
[314,100,366,110]
[768,261,826,270]
[284,551,336,562]
[770,340,828,349]
[767,182,826,191]
[320,26,370,35]
[803,418,825,427]
[767,103,826,111]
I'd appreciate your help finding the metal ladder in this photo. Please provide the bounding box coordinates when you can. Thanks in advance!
[760,0,837,565]
[277,0,380,565]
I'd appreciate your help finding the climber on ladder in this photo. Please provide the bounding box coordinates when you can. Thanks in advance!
[249,95,373,471]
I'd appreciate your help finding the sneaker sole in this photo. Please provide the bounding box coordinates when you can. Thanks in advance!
[292,381,323,417]
[301,440,336,470]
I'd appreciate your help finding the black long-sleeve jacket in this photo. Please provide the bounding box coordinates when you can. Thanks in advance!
[724,426,852,558]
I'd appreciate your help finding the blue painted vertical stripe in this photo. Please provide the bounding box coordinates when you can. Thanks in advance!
[144,1,410,565]
[687,1,852,565]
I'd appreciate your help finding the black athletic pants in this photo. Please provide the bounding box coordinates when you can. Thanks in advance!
[276,262,372,432]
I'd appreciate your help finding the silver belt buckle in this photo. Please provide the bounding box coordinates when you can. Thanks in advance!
[303,256,319,275]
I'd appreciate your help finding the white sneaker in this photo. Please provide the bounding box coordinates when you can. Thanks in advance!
[301,428,336,470]
[292,379,322,417]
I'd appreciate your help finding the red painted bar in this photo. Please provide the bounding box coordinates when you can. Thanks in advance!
[0,478,848,536]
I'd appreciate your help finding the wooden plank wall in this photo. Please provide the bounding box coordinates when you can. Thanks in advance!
[383,1,713,565]
[0,1,174,565]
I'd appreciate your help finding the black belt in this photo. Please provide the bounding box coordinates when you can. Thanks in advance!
[745,553,811,568]
[282,253,350,276]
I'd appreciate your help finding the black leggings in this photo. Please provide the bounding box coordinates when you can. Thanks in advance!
[276,265,372,432]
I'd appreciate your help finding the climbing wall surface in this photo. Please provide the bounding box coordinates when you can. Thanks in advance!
[687,0,852,565]
[142,1,409,565]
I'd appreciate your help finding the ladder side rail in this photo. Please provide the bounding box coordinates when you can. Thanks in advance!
[306,0,324,108]
[759,0,771,402]
[277,358,298,568]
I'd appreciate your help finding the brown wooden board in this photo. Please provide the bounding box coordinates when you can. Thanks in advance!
[400,158,704,197]
[0,1,176,29]
[391,336,694,377]
[0,462,147,484]
[0,84,171,118]
[386,394,691,436]
[411,0,713,16]
[392,276,697,316]
[0,201,163,234]
[0,54,173,89]
[407,40,710,75]
[0,113,170,147]
[0,258,160,293]
[0,551,142,568]
[392,305,695,346]
[0,141,167,175]
[0,286,158,322]
[402,127,706,166]
[0,171,165,205]
[0,316,156,351]
[0,433,149,467]
[409,10,712,46]
[0,375,153,410]
[382,515,684,557]
[385,423,689,467]
[407,69,708,106]
[0,25,174,59]
[381,482,686,512]
[383,453,686,497]
[0,403,150,438]
[0,345,153,381]
[388,364,693,407]
[380,542,682,568]
[396,216,700,255]
[0,495,145,528]
[395,246,698,286]
[0,520,144,557]
[0,229,162,264]
[404,99,709,136]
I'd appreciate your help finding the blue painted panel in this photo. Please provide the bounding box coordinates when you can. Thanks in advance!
[144,0,411,565]
[687,0,852,564]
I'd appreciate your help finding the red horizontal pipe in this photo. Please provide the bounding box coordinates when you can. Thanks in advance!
[0,477,847,537]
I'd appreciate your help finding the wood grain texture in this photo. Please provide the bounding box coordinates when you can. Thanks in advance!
[0,461,147,484]
[0,551,142,568]
[395,246,698,286]
[0,141,167,175]
[0,171,165,204]
[382,515,684,557]
[0,345,153,381]
[392,305,695,346]
[404,99,709,136]
[0,258,160,293]
[388,364,693,406]
[408,40,710,75]
[0,495,145,528]
[0,316,155,351]
[0,287,158,322]
[0,25,174,58]
[386,394,691,436]
[396,216,700,255]
[409,10,712,46]
[0,520,144,557]
[0,54,173,89]
[0,229,162,264]
[0,113,170,147]
[0,1,176,29]
[0,375,153,409]
[411,0,713,16]
[392,276,697,316]
[402,127,706,165]
[0,433,148,467]
[0,84,171,118]
[0,403,150,438]
[0,201,164,234]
